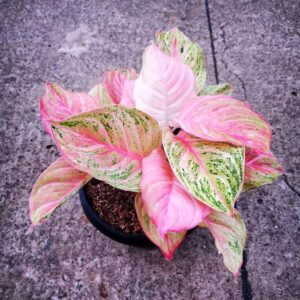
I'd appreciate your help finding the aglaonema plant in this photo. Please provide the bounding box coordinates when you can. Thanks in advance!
[30,28,282,275]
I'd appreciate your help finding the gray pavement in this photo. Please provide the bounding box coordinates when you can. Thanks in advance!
[0,0,299,299]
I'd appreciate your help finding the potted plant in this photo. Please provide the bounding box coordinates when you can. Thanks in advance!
[29,28,282,275]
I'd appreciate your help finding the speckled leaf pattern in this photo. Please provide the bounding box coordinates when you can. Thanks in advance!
[40,82,102,135]
[29,158,91,225]
[88,83,114,106]
[103,68,137,105]
[202,209,247,275]
[156,28,206,94]
[243,148,282,192]
[51,106,162,192]
[135,193,186,260]
[200,83,233,96]
[178,95,272,153]
[141,148,211,235]
[134,44,196,127]
[163,129,245,214]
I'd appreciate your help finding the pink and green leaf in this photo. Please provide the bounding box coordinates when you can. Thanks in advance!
[200,83,233,96]
[51,106,162,192]
[201,209,247,275]
[134,44,196,127]
[29,158,91,225]
[243,148,282,192]
[155,28,206,95]
[141,148,211,235]
[177,95,272,153]
[163,129,245,214]
[135,193,186,260]
[40,83,102,135]
[103,68,137,105]
[88,83,114,106]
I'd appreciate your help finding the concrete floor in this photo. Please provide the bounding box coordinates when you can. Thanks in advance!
[0,0,299,299]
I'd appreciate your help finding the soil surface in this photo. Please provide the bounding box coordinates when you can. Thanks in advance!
[85,178,142,234]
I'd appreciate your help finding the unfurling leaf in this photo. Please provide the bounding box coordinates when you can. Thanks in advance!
[177,95,271,154]
[163,129,245,214]
[156,28,206,94]
[135,193,186,260]
[200,83,233,96]
[141,148,211,235]
[243,148,282,192]
[103,68,137,105]
[202,209,247,275]
[51,106,162,192]
[134,44,196,127]
[29,158,91,225]
[40,83,101,135]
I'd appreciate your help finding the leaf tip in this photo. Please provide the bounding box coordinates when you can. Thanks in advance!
[232,269,241,278]
[164,253,173,261]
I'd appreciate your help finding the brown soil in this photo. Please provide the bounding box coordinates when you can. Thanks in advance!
[84,178,142,234]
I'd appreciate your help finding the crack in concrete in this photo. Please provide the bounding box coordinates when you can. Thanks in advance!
[218,22,248,100]
[283,175,300,198]
[205,0,219,84]
[241,251,253,300]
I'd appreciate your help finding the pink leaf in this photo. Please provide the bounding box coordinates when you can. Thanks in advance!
[29,158,91,225]
[141,148,211,235]
[177,95,272,153]
[40,82,102,135]
[243,148,282,191]
[103,68,137,104]
[51,106,162,192]
[134,44,196,127]
[120,79,136,107]
[135,193,186,260]
[202,209,247,276]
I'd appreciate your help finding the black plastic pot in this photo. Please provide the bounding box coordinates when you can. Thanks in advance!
[79,185,197,248]
[79,187,154,248]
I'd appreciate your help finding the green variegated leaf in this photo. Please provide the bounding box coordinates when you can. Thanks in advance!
[135,194,186,260]
[88,83,113,106]
[202,209,247,275]
[51,106,162,192]
[104,178,142,192]
[200,83,233,96]
[156,28,206,94]
[163,129,245,214]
